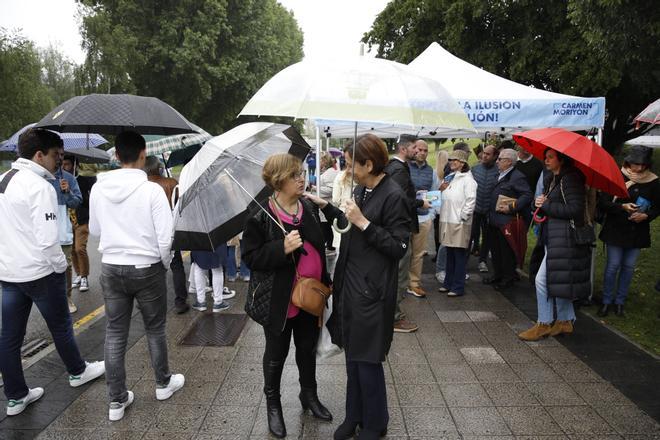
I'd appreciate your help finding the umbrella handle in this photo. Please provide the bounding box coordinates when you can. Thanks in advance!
[532,207,547,223]
[332,218,352,234]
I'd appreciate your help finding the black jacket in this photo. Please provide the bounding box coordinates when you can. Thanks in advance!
[535,166,591,300]
[489,168,533,227]
[322,176,410,363]
[242,198,330,335]
[515,156,544,194]
[383,158,421,233]
[598,175,660,249]
[75,175,96,225]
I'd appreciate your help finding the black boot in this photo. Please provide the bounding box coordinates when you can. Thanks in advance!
[300,387,333,421]
[334,419,359,440]
[615,304,625,317]
[597,304,609,317]
[264,361,286,438]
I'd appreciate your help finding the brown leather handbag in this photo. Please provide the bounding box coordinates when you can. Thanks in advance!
[271,198,332,326]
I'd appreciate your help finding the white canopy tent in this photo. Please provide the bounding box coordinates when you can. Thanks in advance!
[316,42,606,139]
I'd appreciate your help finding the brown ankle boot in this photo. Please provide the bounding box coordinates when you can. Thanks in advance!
[549,320,573,337]
[518,323,552,341]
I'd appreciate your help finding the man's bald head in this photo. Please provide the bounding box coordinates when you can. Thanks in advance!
[414,139,429,164]
[481,144,498,166]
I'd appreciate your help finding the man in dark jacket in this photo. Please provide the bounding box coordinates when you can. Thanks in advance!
[515,147,544,223]
[383,135,429,333]
[485,148,532,290]
[469,145,499,273]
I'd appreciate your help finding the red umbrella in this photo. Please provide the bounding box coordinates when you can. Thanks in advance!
[512,128,628,198]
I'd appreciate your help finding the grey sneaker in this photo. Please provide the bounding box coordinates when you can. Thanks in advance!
[68,299,78,314]
[156,374,185,401]
[478,262,489,273]
[109,391,134,421]
[6,388,44,416]
[192,301,207,312]
[435,271,446,283]
[213,302,231,312]
[71,276,81,288]
[222,287,236,299]
[79,277,89,292]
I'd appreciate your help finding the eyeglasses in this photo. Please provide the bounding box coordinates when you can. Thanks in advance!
[448,159,458,162]
[291,170,306,180]
[496,158,511,162]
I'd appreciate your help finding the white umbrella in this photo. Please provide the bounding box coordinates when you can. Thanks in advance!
[240,57,472,131]
[626,126,660,148]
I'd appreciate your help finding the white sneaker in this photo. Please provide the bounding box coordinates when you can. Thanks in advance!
[465,273,470,281]
[478,262,489,273]
[109,391,134,421]
[222,287,236,299]
[156,374,185,401]
[79,277,89,292]
[188,286,196,294]
[205,286,213,293]
[435,271,446,283]
[68,299,78,314]
[72,276,81,288]
[6,388,44,416]
[69,361,105,387]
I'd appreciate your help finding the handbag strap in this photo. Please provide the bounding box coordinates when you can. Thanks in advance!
[558,178,577,230]
[269,197,302,280]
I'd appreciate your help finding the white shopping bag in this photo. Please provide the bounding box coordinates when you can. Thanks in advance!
[316,296,342,361]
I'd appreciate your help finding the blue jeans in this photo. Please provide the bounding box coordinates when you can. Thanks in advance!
[0,272,86,400]
[444,247,467,295]
[226,245,250,279]
[435,244,447,274]
[602,245,641,305]
[536,247,576,324]
[100,263,171,403]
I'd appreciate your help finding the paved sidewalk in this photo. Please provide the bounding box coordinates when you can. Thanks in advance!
[3,258,660,439]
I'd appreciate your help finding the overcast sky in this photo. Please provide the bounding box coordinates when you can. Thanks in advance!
[0,0,390,64]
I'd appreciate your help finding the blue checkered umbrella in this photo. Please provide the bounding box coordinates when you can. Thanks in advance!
[0,123,107,152]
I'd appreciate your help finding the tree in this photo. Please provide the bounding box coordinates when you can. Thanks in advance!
[363,0,659,151]
[76,0,304,134]
[0,29,54,139]
[40,44,78,105]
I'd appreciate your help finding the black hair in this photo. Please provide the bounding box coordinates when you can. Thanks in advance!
[115,131,146,164]
[397,134,417,149]
[543,147,573,167]
[17,128,62,160]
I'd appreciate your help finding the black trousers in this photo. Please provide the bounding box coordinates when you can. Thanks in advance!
[263,310,319,389]
[470,212,490,263]
[170,250,188,306]
[345,359,388,432]
[489,225,516,282]
[320,221,334,249]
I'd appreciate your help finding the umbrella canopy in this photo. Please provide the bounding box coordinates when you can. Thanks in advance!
[634,98,660,125]
[239,57,473,131]
[512,128,628,198]
[626,126,660,148]
[144,123,212,167]
[34,94,197,135]
[0,123,108,152]
[65,147,110,164]
[173,122,310,251]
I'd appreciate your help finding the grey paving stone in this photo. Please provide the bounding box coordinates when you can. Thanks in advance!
[196,347,238,363]
[531,346,580,364]
[465,311,501,323]
[396,383,446,407]
[223,363,263,384]
[443,321,482,335]
[150,403,209,432]
[250,404,304,437]
[233,346,266,363]
[450,407,511,435]
[482,382,540,406]
[36,429,98,440]
[546,406,617,434]
[201,405,258,435]
[214,381,263,407]
[440,383,493,407]
[300,403,347,438]
[402,406,459,437]
[425,347,466,364]
[570,382,632,406]
[50,400,109,430]
[102,400,160,432]
[165,380,223,405]
[460,347,505,364]
[184,360,231,382]
[498,347,543,364]
[566,435,622,440]
[144,432,195,440]
[497,406,564,435]
[471,363,520,383]
[509,362,563,383]
[430,362,479,383]
[387,348,429,365]
[593,405,660,435]
[450,332,492,348]
[526,382,586,406]
[391,363,436,385]
[548,362,604,383]
[435,311,471,323]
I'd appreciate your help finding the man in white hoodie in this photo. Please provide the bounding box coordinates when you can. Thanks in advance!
[89,130,184,422]
[0,128,105,417]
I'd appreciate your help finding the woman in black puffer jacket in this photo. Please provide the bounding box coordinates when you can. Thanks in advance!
[519,148,591,341]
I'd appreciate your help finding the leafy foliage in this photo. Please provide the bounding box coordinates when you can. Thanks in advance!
[363,0,659,151]
[0,30,54,139]
[76,0,304,134]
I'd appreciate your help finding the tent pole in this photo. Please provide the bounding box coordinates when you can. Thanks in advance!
[589,127,605,301]
[316,126,321,197]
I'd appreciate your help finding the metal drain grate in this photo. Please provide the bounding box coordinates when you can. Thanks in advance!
[21,338,50,359]
[179,313,247,347]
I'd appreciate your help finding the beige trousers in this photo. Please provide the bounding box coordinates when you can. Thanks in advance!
[409,219,433,288]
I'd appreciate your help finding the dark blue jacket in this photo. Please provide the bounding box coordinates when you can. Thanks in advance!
[488,168,532,227]
[472,163,499,215]
[409,161,434,215]
[191,244,227,270]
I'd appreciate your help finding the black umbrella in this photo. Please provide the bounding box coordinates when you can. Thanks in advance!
[172,122,310,251]
[34,94,197,135]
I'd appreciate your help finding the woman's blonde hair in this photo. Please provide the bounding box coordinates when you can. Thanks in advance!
[436,149,449,180]
[262,153,303,191]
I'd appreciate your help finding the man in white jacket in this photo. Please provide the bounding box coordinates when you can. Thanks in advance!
[89,131,184,422]
[0,129,105,417]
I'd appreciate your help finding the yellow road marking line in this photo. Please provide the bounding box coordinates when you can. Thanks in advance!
[73,305,105,330]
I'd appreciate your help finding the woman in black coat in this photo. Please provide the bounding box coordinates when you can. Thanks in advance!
[597,145,659,317]
[519,148,590,341]
[242,153,332,438]
[306,134,411,440]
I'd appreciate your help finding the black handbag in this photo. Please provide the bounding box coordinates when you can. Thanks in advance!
[560,179,596,247]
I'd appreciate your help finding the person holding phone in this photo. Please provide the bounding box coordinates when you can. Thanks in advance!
[597,145,659,317]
